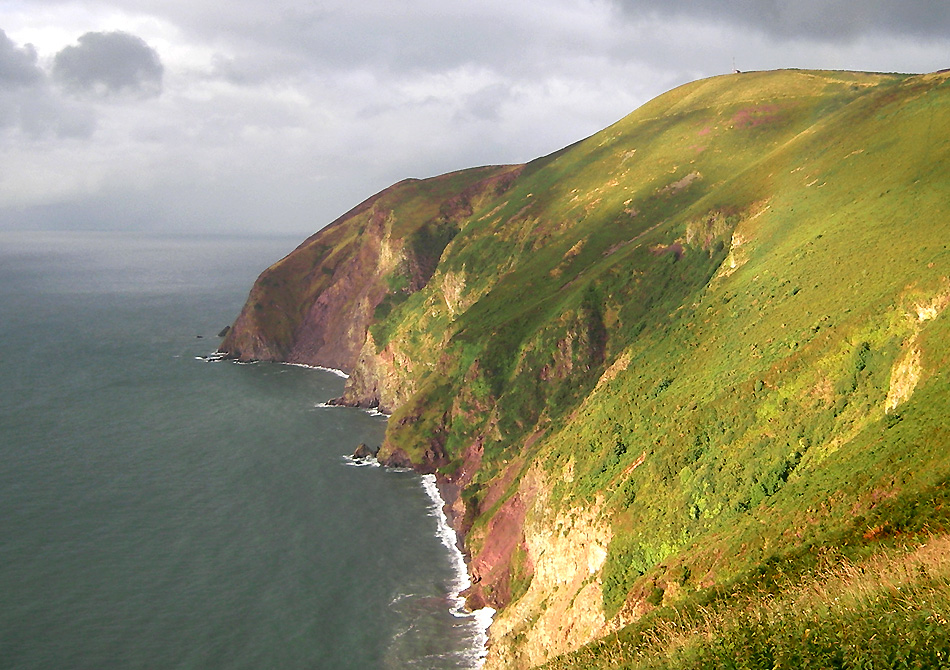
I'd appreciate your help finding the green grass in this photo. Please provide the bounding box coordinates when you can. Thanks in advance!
[545,534,950,670]
[225,68,950,666]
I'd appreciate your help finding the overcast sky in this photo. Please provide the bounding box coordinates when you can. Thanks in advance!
[2,1,948,236]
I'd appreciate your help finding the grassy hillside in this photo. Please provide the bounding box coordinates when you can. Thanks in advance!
[222,69,950,667]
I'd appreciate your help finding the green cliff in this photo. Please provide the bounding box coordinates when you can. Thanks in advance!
[221,69,950,668]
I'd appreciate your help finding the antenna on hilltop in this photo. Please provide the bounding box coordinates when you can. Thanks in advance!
[732,57,741,74]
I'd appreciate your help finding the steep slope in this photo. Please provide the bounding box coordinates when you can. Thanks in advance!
[221,69,950,667]
[220,164,524,378]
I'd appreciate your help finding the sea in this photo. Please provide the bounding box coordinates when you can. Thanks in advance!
[0,231,490,669]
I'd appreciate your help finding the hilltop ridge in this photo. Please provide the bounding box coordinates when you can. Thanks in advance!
[221,69,950,668]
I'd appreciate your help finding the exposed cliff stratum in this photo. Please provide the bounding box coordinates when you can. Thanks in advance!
[221,69,950,668]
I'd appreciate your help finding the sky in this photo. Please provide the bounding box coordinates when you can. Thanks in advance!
[2,1,948,236]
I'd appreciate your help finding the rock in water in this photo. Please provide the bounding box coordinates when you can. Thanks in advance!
[352,443,379,460]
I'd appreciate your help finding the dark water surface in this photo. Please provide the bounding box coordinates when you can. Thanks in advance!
[0,232,485,669]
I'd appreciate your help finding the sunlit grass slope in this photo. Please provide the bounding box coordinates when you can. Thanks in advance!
[376,68,950,665]
[225,68,950,667]
[548,535,950,669]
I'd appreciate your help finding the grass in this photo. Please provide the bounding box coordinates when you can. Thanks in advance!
[419,69,946,661]
[545,534,950,669]
[224,68,950,666]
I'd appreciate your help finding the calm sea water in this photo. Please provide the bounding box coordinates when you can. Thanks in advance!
[0,231,486,669]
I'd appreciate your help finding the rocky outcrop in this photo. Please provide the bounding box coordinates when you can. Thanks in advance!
[337,333,418,413]
[351,443,379,460]
[219,164,524,382]
[463,466,614,669]
[219,198,401,369]
[286,209,399,370]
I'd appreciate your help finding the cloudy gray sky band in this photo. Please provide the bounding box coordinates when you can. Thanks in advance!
[1,0,947,235]
[52,31,163,97]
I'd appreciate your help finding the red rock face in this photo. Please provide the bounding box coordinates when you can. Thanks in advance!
[219,199,396,372]
[286,211,392,371]
[219,165,522,371]
[467,489,534,610]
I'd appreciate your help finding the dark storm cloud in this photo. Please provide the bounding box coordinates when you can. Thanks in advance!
[52,31,163,98]
[611,0,950,40]
[0,29,43,86]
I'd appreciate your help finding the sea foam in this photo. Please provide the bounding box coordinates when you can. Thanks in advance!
[314,401,390,418]
[341,454,382,468]
[281,361,349,378]
[420,474,495,668]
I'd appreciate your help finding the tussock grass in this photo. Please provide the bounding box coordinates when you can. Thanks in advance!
[547,535,950,669]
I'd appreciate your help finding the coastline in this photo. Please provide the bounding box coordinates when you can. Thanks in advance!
[345,452,494,667]
[285,362,494,665]
[421,473,495,668]
[202,353,351,380]
[280,361,350,378]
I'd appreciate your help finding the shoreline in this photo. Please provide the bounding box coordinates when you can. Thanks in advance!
[280,361,350,378]
[200,353,350,380]
[345,454,494,667]
[288,361,494,664]
[421,473,495,668]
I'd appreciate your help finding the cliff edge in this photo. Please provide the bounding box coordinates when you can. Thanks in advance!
[221,69,950,668]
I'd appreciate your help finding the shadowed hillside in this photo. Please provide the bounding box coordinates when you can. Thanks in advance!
[221,69,950,668]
